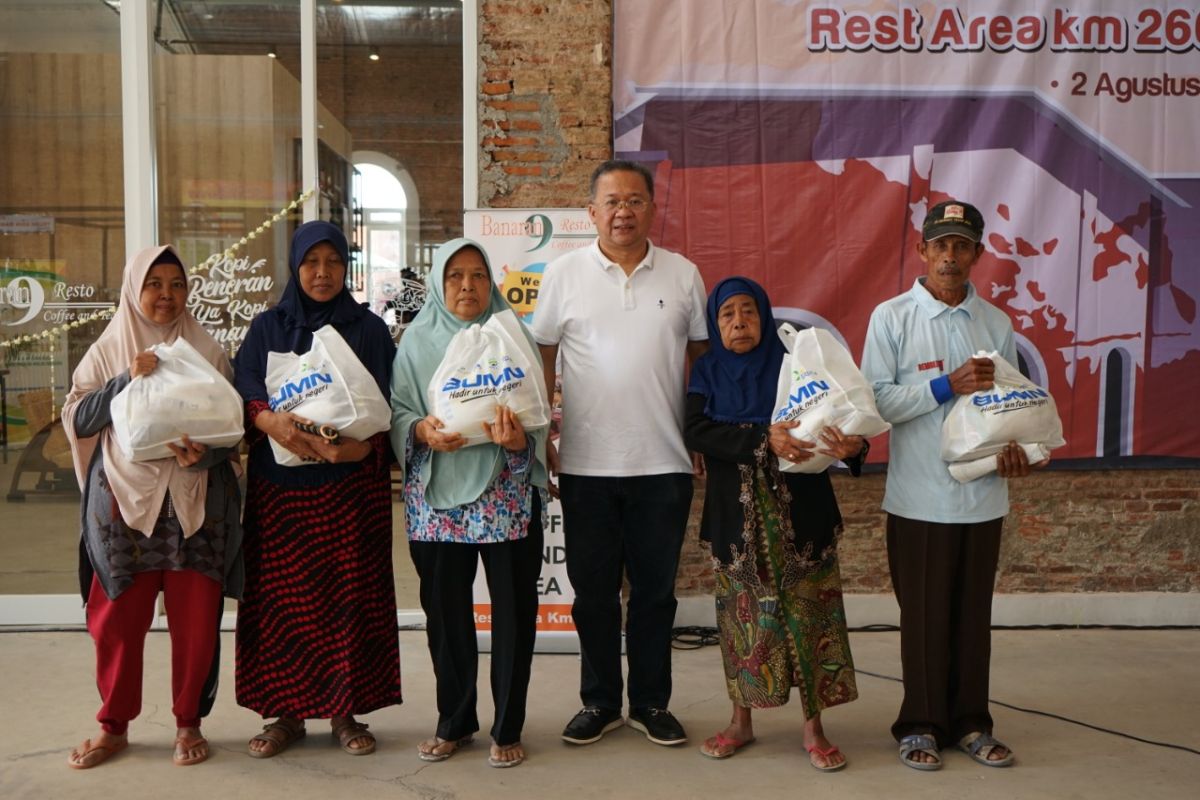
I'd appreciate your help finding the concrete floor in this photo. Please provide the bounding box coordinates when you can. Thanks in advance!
[1,628,1198,799]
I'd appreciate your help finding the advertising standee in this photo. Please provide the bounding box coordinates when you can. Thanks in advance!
[464,209,594,653]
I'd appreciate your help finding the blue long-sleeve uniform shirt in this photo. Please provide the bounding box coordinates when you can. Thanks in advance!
[861,278,1017,524]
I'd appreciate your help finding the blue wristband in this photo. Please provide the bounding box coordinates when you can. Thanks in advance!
[930,375,954,404]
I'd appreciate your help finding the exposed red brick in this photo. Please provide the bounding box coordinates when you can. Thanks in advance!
[486,99,542,112]
[483,135,540,148]
[1143,488,1199,500]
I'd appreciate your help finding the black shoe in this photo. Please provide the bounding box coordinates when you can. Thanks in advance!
[561,706,624,745]
[627,707,687,746]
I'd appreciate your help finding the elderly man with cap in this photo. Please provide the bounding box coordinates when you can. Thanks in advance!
[861,200,1038,772]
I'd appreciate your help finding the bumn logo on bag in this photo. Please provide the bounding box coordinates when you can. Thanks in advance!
[269,362,334,412]
[441,354,527,398]
[773,368,832,421]
[971,387,1051,411]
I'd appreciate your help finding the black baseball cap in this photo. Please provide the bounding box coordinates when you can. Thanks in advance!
[923,200,984,243]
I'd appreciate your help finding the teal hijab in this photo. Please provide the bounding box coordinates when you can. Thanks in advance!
[390,238,548,509]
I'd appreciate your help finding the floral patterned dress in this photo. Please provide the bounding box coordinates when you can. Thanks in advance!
[685,394,858,718]
[404,441,548,543]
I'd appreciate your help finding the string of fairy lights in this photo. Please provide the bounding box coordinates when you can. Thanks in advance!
[0,188,315,352]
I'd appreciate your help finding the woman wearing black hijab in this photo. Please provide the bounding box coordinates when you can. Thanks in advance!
[233,221,401,758]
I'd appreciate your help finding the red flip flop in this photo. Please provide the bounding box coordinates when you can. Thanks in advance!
[700,732,755,759]
[806,743,848,772]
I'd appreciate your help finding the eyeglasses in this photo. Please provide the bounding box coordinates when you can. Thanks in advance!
[596,198,650,213]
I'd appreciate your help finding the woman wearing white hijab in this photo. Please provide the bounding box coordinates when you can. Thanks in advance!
[62,245,243,769]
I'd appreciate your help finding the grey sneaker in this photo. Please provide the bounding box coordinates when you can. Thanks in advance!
[627,707,687,746]
[561,706,624,745]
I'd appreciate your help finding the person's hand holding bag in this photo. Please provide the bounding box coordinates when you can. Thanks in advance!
[254,408,328,463]
[483,405,527,452]
[130,350,159,378]
[769,419,815,465]
[415,415,466,453]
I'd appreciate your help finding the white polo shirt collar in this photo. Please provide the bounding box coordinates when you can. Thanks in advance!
[592,240,657,310]
[591,239,656,274]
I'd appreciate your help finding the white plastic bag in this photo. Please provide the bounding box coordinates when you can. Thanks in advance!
[428,309,550,446]
[771,325,890,474]
[940,350,1065,476]
[948,443,1051,484]
[110,337,244,461]
[265,325,391,467]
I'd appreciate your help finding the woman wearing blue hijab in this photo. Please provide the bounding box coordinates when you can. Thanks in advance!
[391,239,549,768]
[233,221,401,759]
[684,277,866,771]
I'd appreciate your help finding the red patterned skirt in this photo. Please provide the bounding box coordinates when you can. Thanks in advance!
[235,465,402,718]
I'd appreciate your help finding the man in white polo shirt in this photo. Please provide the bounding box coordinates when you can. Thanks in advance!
[861,199,1040,772]
[532,160,708,747]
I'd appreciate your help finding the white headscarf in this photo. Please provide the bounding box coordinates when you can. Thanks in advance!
[62,245,233,536]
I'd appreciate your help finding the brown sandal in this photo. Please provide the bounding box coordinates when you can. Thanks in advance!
[173,730,209,766]
[331,719,376,756]
[247,719,306,759]
[67,736,128,769]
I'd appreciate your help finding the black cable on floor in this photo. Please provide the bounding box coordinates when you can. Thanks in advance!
[671,624,1200,758]
[670,625,720,649]
[853,668,1200,758]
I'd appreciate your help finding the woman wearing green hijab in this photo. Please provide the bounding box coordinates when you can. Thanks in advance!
[391,239,549,768]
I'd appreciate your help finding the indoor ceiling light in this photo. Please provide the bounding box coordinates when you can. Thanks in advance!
[267,45,278,59]
[369,46,380,61]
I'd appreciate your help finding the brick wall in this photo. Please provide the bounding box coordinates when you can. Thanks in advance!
[676,470,1200,597]
[478,0,613,208]
[476,0,1200,597]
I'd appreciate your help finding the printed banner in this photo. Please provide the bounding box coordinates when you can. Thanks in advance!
[614,0,1200,463]
[464,209,595,649]
[465,210,596,327]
